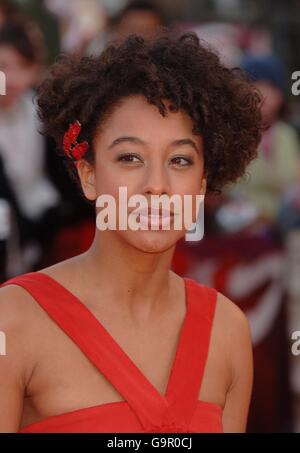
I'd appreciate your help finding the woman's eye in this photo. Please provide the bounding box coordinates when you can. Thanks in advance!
[116,153,142,163]
[171,156,193,166]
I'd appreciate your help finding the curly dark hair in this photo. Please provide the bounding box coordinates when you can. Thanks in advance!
[36,29,262,194]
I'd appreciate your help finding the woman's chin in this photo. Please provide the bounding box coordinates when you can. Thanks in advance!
[121,229,184,254]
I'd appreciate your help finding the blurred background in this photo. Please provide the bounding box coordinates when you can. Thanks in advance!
[1,0,300,433]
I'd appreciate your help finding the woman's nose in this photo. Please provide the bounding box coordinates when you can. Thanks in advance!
[143,162,170,196]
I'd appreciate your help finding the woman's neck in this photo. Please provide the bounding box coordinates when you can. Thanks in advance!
[78,230,178,317]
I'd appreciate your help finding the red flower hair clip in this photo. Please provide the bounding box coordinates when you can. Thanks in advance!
[63,120,89,161]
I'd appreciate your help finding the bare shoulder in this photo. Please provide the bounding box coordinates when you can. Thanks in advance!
[216,293,253,386]
[0,283,45,432]
[213,291,253,392]
[215,291,251,340]
[0,280,50,378]
[0,283,40,331]
[0,251,86,325]
[214,292,253,432]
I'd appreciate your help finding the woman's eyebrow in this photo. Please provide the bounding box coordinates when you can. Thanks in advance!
[108,136,200,153]
[171,138,200,154]
[108,136,145,149]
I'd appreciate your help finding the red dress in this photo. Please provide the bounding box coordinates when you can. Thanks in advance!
[1,272,223,433]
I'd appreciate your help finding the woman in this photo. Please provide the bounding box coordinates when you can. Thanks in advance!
[0,31,262,433]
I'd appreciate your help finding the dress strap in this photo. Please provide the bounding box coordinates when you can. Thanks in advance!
[165,277,218,426]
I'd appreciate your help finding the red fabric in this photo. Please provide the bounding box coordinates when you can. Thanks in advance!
[2,272,222,433]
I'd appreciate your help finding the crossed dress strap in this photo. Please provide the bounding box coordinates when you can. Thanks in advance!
[1,272,217,431]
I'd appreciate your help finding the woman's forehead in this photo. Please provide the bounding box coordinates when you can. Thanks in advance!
[97,94,199,142]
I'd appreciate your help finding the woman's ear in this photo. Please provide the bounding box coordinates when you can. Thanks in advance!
[76,159,97,201]
[200,175,207,196]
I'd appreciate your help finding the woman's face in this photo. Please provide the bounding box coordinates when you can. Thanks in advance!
[0,45,39,107]
[79,94,206,253]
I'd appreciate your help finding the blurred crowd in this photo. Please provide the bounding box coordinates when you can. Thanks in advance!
[1,0,300,433]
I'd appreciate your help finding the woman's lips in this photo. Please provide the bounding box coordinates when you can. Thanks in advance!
[139,214,174,229]
[134,208,175,229]
[135,207,175,217]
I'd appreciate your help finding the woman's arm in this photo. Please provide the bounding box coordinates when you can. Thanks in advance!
[219,294,254,433]
[0,286,32,432]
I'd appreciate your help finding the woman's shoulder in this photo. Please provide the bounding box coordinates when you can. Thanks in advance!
[0,276,37,321]
[216,291,250,332]
[189,278,247,314]
[0,277,49,349]
[213,291,252,378]
[185,279,252,412]
[0,256,75,314]
[0,273,55,401]
[0,254,87,320]
[186,277,251,344]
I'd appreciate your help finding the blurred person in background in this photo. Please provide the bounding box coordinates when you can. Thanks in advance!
[112,0,166,37]
[17,0,60,66]
[0,19,61,276]
[226,54,300,237]
[0,158,16,281]
[88,0,167,56]
[0,0,21,26]
[44,0,107,56]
